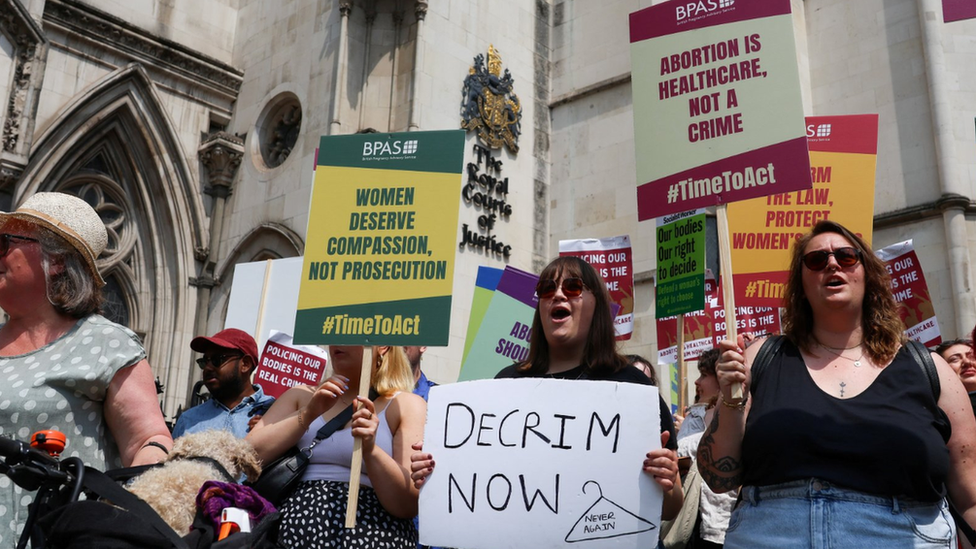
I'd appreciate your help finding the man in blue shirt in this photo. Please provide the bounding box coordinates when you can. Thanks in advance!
[405,345,436,401]
[172,328,275,438]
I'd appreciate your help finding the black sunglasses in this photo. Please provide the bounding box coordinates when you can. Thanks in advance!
[195,354,244,370]
[0,233,39,257]
[535,277,588,299]
[801,247,862,271]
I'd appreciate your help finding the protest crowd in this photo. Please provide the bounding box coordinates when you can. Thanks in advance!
[1,189,974,549]
[3,1,976,548]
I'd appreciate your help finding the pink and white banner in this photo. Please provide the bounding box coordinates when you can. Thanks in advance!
[875,240,942,348]
[560,236,635,340]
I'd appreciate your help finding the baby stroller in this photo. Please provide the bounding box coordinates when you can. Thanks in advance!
[0,435,285,549]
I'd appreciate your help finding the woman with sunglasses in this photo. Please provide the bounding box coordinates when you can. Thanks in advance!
[0,193,172,546]
[699,220,976,548]
[247,345,425,548]
[411,256,684,520]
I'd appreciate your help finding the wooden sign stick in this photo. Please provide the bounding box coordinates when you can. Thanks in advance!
[677,315,686,411]
[345,346,375,528]
[716,205,743,400]
[253,259,274,348]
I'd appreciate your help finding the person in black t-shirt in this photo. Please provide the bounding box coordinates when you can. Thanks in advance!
[699,220,976,549]
[411,256,684,520]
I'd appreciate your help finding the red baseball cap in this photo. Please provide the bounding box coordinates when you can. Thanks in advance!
[190,328,259,365]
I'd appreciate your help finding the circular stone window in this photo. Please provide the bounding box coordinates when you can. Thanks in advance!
[256,94,302,169]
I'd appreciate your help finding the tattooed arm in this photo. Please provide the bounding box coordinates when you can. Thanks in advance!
[697,337,760,493]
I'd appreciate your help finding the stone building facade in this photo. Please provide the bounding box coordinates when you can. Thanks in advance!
[1,0,974,416]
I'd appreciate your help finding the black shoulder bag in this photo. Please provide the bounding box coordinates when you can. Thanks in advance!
[248,402,357,507]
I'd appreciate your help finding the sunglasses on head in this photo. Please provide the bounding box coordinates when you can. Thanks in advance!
[0,233,39,257]
[801,247,862,271]
[535,277,588,299]
[195,354,244,370]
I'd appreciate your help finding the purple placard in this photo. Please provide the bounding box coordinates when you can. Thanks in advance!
[630,0,792,43]
[495,266,540,309]
[944,0,976,22]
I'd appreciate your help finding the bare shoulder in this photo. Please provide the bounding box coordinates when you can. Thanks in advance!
[388,392,427,420]
[277,384,316,407]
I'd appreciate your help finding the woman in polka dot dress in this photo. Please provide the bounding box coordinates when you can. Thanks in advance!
[248,346,426,548]
[0,193,172,546]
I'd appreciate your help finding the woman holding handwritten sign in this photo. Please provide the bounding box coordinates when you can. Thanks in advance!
[411,256,684,520]
[248,345,426,548]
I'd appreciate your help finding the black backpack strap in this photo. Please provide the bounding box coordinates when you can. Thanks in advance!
[904,339,940,402]
[749,335,785,395]
[80,465,190,549]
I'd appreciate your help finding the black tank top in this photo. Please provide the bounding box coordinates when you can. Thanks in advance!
[741,340,951,501]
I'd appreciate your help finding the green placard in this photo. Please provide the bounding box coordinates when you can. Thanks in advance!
[655,209,706,317]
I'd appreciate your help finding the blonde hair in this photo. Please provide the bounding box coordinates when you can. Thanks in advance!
[371,346,415,396]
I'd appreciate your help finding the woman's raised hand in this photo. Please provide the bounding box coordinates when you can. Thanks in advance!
[716,336,748,402]
[410,441,435,489]
[305,374,350,418]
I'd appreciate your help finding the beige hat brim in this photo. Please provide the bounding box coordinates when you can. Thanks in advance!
[0,210,106,287]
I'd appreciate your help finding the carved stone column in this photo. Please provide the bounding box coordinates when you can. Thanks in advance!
[189,131,244,395]
[0,0,49,191]
[332,1,353,134]
[408,0,428,131]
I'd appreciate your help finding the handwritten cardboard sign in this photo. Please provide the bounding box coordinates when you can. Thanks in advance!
[419,379,663,549]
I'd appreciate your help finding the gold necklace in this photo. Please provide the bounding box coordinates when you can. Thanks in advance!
[819,342,864,367]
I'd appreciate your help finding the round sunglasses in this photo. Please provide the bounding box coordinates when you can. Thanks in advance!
[535,277,588,299]
[801,247,862,271]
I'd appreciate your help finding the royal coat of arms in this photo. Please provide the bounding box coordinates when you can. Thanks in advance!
[460,45,522,154]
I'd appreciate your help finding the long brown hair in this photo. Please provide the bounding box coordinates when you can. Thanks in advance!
[782,220,904,363]
[520,256,626,377]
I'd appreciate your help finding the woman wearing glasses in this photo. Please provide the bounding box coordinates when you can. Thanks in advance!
[247,345,425,548]
[700,220,976,548]
[411,256,684,520]
[0,193,172,546]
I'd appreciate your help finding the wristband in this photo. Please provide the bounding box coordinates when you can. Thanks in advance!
[721,396,747,410]
[141,441,169,455]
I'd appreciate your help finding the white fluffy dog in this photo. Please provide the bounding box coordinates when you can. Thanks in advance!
[127,429,262,535]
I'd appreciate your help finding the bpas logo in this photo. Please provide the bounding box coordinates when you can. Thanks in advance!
[362,139,419,158]
[676,0,734,21]
[806,124,832,138]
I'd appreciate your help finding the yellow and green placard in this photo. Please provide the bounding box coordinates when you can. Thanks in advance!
[294,130,465,345]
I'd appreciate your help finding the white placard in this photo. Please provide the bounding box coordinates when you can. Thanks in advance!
[224,257,304,351]
[419,378,663,549]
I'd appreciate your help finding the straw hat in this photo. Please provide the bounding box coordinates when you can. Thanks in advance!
[0,192,108,286]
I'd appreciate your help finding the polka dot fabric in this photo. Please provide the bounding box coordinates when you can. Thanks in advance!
[279,480,417,548]
[0,314,146,546]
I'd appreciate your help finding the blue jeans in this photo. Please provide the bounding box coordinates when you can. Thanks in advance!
[724,478,955,549]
